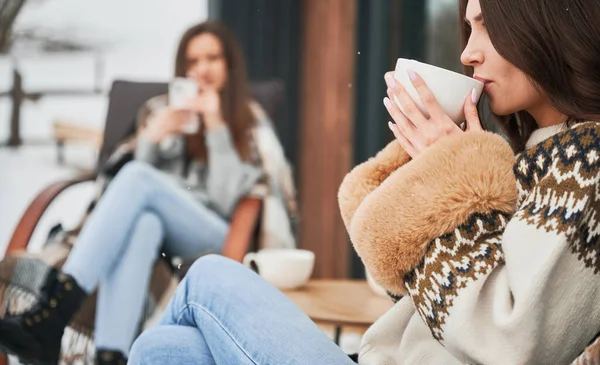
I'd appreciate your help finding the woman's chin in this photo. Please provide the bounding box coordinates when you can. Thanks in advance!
[488,100,517,117]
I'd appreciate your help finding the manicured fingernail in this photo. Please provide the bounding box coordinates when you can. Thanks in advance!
[385,74,396,87]
[388,121,395,131]
[407,69,418,81]
[471,88,478,103]
[383,97,391,108]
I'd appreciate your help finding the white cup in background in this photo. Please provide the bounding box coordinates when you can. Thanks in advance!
[243,249,315,290]
[393,58,484,123]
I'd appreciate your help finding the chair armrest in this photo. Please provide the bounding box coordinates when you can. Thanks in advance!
[221,196,263,262]
[6,174,96,255]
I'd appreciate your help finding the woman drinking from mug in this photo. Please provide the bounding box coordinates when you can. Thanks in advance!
[128,0,600,364]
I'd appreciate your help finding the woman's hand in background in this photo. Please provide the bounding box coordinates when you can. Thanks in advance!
[185,86,224,131]
[142,107,196,143]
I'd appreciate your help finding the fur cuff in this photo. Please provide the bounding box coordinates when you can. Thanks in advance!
[348,131,518,295]
[338,141,412,230]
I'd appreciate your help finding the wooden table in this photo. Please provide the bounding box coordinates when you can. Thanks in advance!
[282,280,395,343]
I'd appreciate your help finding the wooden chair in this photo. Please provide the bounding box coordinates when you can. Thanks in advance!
[0,79,285,365]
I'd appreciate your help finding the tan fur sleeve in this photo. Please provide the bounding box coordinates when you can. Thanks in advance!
[348,131,518,295]
[338,140,412,230]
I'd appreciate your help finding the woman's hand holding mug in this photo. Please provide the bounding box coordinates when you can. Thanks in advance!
[143,108,197,143]
[384,70,483,159]
[184,86,224,131]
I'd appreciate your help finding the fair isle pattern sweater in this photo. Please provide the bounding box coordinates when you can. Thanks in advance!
[338,122,600,365]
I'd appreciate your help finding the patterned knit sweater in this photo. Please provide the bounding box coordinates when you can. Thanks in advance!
[338,122,600,364]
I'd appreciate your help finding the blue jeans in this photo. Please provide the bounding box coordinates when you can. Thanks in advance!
[61,161,229,355]
[128,255,355,365]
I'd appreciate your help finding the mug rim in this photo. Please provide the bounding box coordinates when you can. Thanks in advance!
[257,248,315,257]
[395,58,483,87]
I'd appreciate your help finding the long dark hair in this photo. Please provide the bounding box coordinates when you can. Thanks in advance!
[175,21,255,161]
[459,0,600,151]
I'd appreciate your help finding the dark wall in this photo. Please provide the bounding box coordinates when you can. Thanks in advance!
[209,0,301,178]
[350,0,427,278]
[353,0,427,167]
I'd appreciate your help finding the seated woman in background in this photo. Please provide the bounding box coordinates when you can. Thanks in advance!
[128,0,600,364]
[0,20,295,365]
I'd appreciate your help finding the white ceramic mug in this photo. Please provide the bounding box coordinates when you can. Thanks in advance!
[243,249,315,290]
[393,58,484,123]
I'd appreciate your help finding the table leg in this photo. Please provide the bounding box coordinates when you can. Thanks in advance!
[334,326,342,345]
[56,140,65,165]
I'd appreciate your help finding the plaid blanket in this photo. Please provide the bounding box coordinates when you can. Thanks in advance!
[0,226,178,364]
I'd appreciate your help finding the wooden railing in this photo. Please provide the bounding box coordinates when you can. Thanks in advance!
[0,59,105,147]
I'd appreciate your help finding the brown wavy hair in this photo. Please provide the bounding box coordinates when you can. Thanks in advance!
[175,21,255,161]
[459,0,600,151]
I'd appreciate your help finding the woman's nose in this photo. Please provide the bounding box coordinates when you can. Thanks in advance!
[461,40,484,67]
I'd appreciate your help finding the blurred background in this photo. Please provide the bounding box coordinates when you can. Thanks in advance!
[0,0,463,279]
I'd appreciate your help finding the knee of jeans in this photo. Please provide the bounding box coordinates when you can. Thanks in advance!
[129,328,164,364]
[186,254,240,282]
[131,211,164,249]
[114,160,156,186]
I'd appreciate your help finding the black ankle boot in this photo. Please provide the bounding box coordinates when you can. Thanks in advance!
[96,349,127,365]
[0,268,87,365]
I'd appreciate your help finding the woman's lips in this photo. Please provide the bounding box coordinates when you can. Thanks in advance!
[474,76,492,93]
[474,76,491,85]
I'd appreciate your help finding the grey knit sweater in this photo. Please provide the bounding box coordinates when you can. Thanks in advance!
[134,95,263,218]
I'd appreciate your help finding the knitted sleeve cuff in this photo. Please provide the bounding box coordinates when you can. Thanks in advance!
[348,131,518,295]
